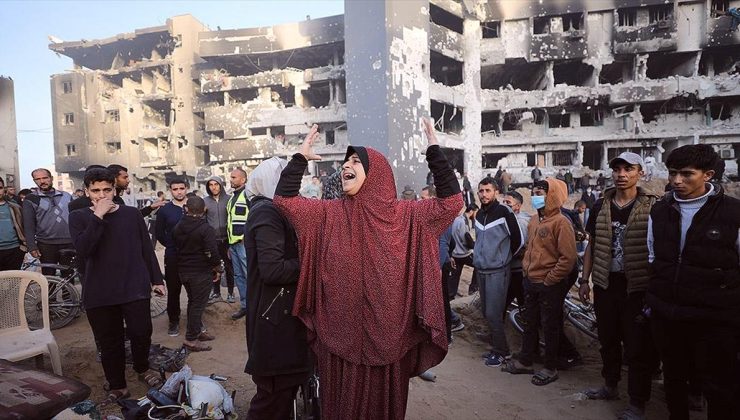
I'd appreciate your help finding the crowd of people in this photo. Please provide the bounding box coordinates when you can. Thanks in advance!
[0,125,737,419]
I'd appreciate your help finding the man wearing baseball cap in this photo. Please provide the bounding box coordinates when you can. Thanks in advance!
[579,152,659,419]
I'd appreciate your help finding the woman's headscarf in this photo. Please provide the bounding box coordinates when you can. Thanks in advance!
[245,157,288,200]
[274,146,462,373]
[321,170,344,200]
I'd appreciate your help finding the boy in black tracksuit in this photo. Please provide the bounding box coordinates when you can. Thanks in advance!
[173,196,222,352]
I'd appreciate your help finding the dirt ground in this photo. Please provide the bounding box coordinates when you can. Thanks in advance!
[50,265,709,420]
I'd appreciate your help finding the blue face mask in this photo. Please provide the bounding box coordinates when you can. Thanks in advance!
[531,195,546,210]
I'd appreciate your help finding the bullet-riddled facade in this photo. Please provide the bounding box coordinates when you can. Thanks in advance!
[50,1,740,190]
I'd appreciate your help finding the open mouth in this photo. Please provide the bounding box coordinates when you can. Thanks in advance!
[343,172,356,181]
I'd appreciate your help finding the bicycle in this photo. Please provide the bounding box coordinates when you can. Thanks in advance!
[21,254,82,330]
[293,366,321,419]
[21,249,169,330]
[507,289,598,341]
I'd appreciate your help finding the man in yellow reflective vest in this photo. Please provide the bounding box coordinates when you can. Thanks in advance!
[227,168,249,320]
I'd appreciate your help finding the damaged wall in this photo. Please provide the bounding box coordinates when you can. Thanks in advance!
[49,0,740,190]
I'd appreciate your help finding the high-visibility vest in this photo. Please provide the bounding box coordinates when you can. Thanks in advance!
[226,188,249,244]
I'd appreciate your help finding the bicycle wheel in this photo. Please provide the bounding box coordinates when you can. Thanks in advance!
[150,293,167,318]
[566,309,599,340]
[24,276,81,330]
[508,308,526,334]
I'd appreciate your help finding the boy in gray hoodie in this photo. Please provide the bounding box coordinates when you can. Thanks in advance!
[204,176,235,302]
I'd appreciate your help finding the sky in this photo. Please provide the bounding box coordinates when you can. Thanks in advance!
[0,0,344,187]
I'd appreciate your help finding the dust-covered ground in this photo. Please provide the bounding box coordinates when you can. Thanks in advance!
[51,267,708,419]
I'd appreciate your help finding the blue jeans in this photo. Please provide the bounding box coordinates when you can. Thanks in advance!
[478,266,511,356]
[230,242,248,310]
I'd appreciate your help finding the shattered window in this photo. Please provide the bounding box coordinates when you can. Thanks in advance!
[562,13,583,31]
[62,81,73,94]
[63,113,74,126]
[106,110,120,123]
[712,0,729,14]
[618,8,637,27]
[65,144,77,156]
[552,150,573,166]
[649,5,673,23]
[482,21,500,38]
[106,142,122,153]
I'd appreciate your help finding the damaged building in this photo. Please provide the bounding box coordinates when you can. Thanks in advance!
[49,1,740,190]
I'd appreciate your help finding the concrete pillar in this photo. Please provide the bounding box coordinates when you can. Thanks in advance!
[462,18,483,185]
[345,0,430,192]
[600,141,609,170]
[0,77,20,188]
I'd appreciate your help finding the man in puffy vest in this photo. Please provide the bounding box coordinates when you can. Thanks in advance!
[647,144,739,420]
[227,168,249,320]
[579,152,659,420]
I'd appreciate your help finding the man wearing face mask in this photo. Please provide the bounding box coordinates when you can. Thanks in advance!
[502,179,576,386]
[501,191,530,314]
[581,186,597,210]
[473,177,523,367]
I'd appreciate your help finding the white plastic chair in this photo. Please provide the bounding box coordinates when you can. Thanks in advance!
[0,270,62,375]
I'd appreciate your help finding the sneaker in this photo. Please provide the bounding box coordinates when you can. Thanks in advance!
[231,308,248,320]
[208,292,221,303]
[451,320,465,332]
[167,322,179,337]
[226,294,235,303]
[484,354,506,367]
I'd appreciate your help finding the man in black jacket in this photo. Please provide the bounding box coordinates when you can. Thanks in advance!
[244,157,309,419]
[647,144,739,420]
[173,196,222,352]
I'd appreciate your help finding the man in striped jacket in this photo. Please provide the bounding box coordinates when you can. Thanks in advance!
[473,177,522,367]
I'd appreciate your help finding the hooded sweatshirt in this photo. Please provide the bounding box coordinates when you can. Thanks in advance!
[204,176,231,241]
[173,214,222,275]
[522,178,577,285]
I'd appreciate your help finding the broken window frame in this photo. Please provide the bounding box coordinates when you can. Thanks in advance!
[429,3,464,34]
[63,113,75,126]
[551,150,573,166]
[533,16,552,35]
[548,112,571,128]
[481,21,501,38]
[65,143,77,156]
[580,109,604,127]
[617,8,637,27]
[325,129,335,145]
[62,81,73,94]
[562,13,584,31]
[711,0,730,15]
[648,4,673,24]
[106,142,122,154]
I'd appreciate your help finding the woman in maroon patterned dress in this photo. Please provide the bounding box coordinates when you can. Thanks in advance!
[273,120,462,419]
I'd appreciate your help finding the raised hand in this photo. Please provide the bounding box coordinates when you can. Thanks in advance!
[300,124,322,161]
[422,117,439,147]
